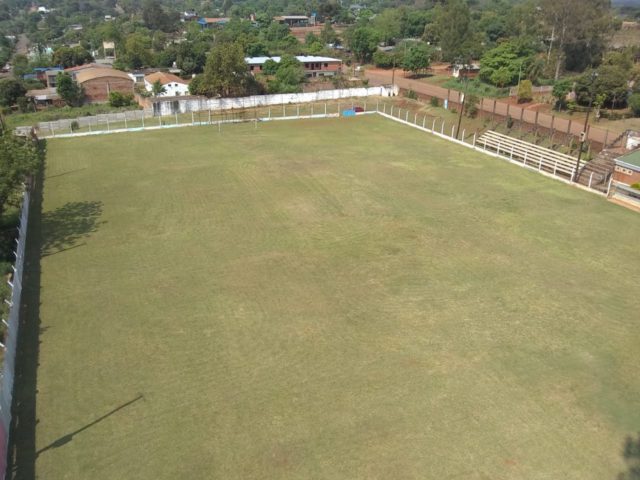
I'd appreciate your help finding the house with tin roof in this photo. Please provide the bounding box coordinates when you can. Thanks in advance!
[245,55,342,78]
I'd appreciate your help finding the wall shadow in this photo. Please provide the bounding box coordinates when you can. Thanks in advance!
[6,165,44,480]
[41,201,104,257]
[619,433,640,480]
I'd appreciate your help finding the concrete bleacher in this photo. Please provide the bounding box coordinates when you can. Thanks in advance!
[477,130,578,180]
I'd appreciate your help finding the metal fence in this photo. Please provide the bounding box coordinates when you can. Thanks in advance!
[375,102,610,197]
[0,189,30,479]
[34,86,397,136]
[35,100,381,139]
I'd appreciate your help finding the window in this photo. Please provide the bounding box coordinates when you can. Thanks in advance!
[324,63,328,68]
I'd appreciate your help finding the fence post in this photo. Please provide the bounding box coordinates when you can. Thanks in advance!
[124,115,128,129]
[175,112,178,125]
[510,145,514,160]
[451,125,455,137]
[311,103,314,116]
[461,129,465,142]
[473,132,476,147]
[209,110,212,124]
[142,114,145,128]
[383,103,386,114]
[414,113,417,124]
[588,172,593,189]
[441,121,444,135]
[405,110,409,122]
[524,150,528,166]
[423,116,426,129]
[554,159,558,176]
[432,118,436,131]
[283,104,286,117]
[158,115,162,127]
[107,117,110,131]
[297,105,300,117]
[89,120,92,133]
[606,176,613,197]
[192,111,195,125]
[497,141,501,155]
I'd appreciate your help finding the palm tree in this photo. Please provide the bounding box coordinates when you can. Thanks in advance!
[151,80,166,97]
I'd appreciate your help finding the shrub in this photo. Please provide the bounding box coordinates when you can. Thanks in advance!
[109,92,136,108]
[506,115,514,129]
[631,183,640,191]
[517,79,533,103]
[465,94,479,118]
[70,120,80,132]
[430,96,439,107]
[629,93,640,117]
[405,89,417,100]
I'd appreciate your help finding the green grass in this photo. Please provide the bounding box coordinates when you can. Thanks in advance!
[5,103,142,129]
[10,116,640,480]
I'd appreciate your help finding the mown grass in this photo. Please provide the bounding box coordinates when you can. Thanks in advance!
[10,115,640,480]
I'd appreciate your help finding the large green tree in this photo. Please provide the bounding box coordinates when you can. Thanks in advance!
[432,0,473,62]
[56,72,84,106]
[541,0,612,79]
[347,26,379,63]
[0,78,26,107]
[191,42,257,98]
[402,43,432,76]
[479,40,535,87]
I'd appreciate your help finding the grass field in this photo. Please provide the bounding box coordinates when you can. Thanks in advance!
[9,115,640,480]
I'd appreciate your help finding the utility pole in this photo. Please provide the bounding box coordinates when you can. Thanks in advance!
[573,71,598,182]
[455,58,468,140]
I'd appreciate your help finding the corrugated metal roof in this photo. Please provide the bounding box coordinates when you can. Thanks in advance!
[245,56,341,65]
[618,150,640,169]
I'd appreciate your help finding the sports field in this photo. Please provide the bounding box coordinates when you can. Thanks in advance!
[10,115,640,480]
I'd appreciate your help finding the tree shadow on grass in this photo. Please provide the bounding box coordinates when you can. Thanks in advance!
[41,201,105,257]
[619,433,640,480]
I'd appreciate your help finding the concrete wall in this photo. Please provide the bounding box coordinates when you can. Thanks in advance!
[150,86,397,116]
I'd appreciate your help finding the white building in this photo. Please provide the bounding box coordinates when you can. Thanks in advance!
[144,72,190,97]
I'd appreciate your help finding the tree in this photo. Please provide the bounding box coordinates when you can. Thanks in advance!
[432,0,473,61]
[12,54,30,78]
[0,132,40,221]
[576,66,628,108]
[52,46,93,68]
[541,0,612,79]
[372,9,403,45]
[347,26,379,63]
[56,72,84,106]
[269,55,306,93]
[191,42,257,98]
[142,0,176,32]
[629,93,640,117]
[552,79,572,110]
[151,80,166,97]
[262,59,280,75]
[320,22,339,46]
[0,79,26,107]
[402,43,432,76]
[517,79,533,103]
[479,40,535,87]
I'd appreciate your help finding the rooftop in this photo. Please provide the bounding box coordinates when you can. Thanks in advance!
[245,55,342,65]
[618,150,640,169]
[75,67,132,83]
[145,71,188,85]
[198,17,230,24]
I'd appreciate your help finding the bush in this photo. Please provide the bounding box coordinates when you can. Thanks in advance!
[405,89,417,100]
[629,93,640,117]
[517,79,533,103]
[109,91,136,108]
[70,120,79,132]
[430,96,439,107]
[506,115,514,129]
[631,183,640,190]
[372,50,394,69]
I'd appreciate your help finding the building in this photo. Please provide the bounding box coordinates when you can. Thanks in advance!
[75,67,134,103]
[274,15,309,27]
[144,72,190,97]
[245,56,342,78]
[614,150,640,186]
[197,17,230,29]
[26,88,62,108]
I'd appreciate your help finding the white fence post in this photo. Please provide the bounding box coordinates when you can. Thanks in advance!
[588,172,594,189]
